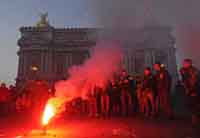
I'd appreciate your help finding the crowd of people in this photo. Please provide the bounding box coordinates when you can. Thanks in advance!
[0,59,200,126]
[0,80,50,118]
[85,62,172,119]
[85,59,200,123]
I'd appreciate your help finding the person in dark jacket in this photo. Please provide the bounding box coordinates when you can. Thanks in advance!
[172,80,187,117]
[111,79,121,116]
[94,85,102,117]
[119,70,132,116]
[153,62,173,118]
[180,58,200,126]
[129,76,137,115]
[0,83,10,116]
[100,84,110,118]
[142,67,156,117]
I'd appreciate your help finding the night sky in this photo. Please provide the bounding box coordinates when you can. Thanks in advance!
[0,0,200,84]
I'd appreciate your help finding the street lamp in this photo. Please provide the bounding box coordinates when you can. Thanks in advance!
[30,65,39,80]
[30,65,39,71]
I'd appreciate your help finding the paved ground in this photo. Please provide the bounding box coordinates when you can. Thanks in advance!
[0,114,199,138]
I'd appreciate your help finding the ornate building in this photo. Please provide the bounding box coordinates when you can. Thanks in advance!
[16,15,177,87]
[16,14,97,87]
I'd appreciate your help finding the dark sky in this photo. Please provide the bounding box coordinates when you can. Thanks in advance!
[0,0,199,84]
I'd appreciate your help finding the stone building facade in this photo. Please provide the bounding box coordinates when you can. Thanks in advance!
[17,17,97,87]
[16,16,177,87]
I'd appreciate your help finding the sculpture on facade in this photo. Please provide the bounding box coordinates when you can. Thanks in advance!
[36,12,50,27]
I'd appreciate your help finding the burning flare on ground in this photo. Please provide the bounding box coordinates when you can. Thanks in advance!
[42,103,55,125]
[42,97,67,126]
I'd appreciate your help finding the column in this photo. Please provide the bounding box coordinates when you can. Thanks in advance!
[41,51,44,73]
[45,51,49,74]
[127,53,130,73]
[123,51,128,70]
[17,52,21,75]
[167,48,171,72]
[68,53,72,66]
[144,49,153,67]
[151,49,156,64]
[48,49,53,74]
[65,53,71,79]
[65,53,69,69]
[42,50,48,79]
[131,53,135,74]
[131,51,136,74]
[23,52,27,77]
[42,50,47,74]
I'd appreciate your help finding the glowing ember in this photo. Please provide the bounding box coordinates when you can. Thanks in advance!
[42,103,55,125]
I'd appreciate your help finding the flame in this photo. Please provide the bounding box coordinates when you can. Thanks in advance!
[42,103,55,125]
[41,97,68,126]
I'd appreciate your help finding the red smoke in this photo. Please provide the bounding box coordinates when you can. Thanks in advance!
[43,41,122,119]
[54,41,123,100]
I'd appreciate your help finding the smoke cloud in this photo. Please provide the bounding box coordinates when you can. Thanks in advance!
[88,0,200,68]
[46,41,122,115]
[54,41,123,100]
